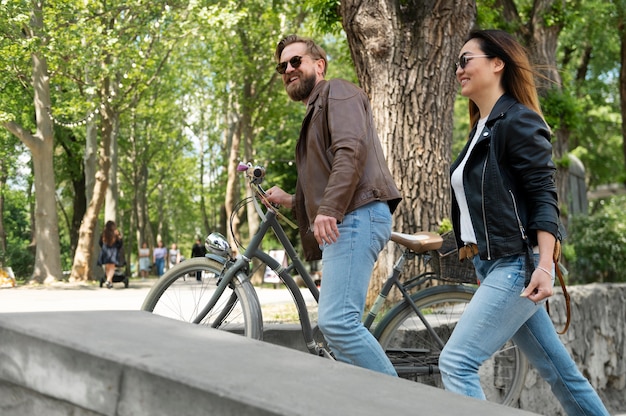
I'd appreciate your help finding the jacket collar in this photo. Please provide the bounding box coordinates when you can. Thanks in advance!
[486,94,517,124]
[305,79,328,108]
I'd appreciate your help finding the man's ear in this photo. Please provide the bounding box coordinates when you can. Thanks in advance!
[316,58,326,77]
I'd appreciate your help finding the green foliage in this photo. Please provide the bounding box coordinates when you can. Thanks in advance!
[1,0,625,278]
[308,0,342,34]
[566,196,626,283]
[540,87,583,133]
[438,218,453,234]
[0,188,34,279]
[452,93,470,158]
[555,0,623,187]
[476,0,518,33]
[568,102,624,187]
[476,0,624,192]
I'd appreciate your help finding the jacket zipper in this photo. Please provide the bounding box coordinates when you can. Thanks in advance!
[480,157,491,259]
[508,189,528,242]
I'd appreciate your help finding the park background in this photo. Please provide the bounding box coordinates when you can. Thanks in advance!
[0,0,625,294]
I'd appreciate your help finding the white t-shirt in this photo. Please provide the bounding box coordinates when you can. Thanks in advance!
[450,116,488,245]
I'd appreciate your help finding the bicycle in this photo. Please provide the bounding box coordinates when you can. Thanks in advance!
[141,163,528,406]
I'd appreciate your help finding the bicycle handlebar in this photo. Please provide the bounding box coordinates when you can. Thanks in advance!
[237,162,266,185]
[238,161,297,228]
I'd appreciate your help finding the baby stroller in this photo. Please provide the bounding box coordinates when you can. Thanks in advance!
[99,266,129,288]
[98,240,129,288]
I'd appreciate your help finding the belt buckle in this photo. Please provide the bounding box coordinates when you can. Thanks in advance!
[459,243,478,261]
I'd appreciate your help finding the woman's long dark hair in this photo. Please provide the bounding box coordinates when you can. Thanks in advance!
[102,221,119,246]
[466,30,544,127]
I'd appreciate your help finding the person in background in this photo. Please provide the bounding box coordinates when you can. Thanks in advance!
[264,35,402,376]
[138,241,150,281]
[168,242,181,270]
[190,236,207,281]
[97,220,123,289]
[439,29,609,416]
[153,240,167,277]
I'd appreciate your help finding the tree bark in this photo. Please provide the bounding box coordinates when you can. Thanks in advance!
[2,2,64,283]
[340,0,475,304]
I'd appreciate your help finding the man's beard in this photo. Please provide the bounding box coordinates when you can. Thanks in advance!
[286,72,317,102]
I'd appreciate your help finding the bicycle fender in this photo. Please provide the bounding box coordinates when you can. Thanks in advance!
[204,253,227,265]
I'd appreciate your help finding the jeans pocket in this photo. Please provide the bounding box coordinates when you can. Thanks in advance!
[368,202,392,251]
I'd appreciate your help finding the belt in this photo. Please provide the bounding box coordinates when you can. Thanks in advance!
[458,243,478,261]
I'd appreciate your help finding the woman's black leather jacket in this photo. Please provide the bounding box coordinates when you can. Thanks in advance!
[450,94,560,260]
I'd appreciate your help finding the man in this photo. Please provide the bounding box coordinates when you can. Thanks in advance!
[265,35,402,375]
[191,237,207,281]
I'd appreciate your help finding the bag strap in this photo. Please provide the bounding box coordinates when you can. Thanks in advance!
[547,239,571,334]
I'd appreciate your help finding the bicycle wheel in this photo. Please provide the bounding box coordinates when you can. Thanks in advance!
[374,284,527,407]
[141,257,263,340]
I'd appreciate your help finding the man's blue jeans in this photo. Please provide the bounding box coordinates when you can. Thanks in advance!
[317,201,397,376]
[439,253,609,415]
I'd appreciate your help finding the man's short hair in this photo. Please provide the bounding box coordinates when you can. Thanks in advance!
[275,35,327,76]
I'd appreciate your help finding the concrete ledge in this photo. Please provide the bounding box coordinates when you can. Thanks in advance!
[263,323,307,352]
[0,311,537,415]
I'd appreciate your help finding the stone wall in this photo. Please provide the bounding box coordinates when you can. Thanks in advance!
[518,283,626,415]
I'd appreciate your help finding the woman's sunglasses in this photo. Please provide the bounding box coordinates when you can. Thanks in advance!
[455,54,491,71]
[276,55,304,74]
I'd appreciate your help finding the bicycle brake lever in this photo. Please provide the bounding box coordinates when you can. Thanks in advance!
[254,184,280,210]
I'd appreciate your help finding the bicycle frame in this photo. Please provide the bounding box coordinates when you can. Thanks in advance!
[201,192,327,354]
[203,172,452,359]
[146,164,526,405]
[362,249,447,349]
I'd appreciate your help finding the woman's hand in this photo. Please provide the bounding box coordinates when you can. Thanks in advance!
[264,186,293,209]
[520,267,554,303]
[521,230,556,303]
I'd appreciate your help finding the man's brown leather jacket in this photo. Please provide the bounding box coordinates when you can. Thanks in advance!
[292,79,402,260]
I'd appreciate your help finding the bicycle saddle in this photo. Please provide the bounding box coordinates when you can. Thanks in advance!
[390,231,443,253]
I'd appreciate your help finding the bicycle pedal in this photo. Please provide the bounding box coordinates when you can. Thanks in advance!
[318,348,335,360]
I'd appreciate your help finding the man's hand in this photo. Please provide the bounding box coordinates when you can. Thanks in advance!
[313,214,339,246]
[265,186,293,209]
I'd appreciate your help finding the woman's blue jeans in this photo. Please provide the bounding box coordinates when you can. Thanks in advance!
[317,201,397,376]
[439,253,609,415]
[155,258,165,276]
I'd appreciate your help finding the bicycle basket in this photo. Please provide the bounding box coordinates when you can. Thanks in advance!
[432,231,477,284]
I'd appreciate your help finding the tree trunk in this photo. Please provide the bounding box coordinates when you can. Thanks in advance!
[105,114,120,223]
[0,159,6,262]
[527,0,569,222]
[2,3,64,283]
[340,0,475,304]
[224,116,242,253]
[69,94,114,281]
[619,8,626,181]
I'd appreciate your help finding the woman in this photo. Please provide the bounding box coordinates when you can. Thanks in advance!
[439,30,609,415]
[153,240,167,277]
[98,220,123,289]
[138,242,150,280]
[168,243,181,270]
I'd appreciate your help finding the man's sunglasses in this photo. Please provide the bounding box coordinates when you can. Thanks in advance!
[276,55,304,74]
[455,54,491,71]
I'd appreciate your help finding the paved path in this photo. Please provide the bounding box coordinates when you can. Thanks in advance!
[0,278,316,317]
